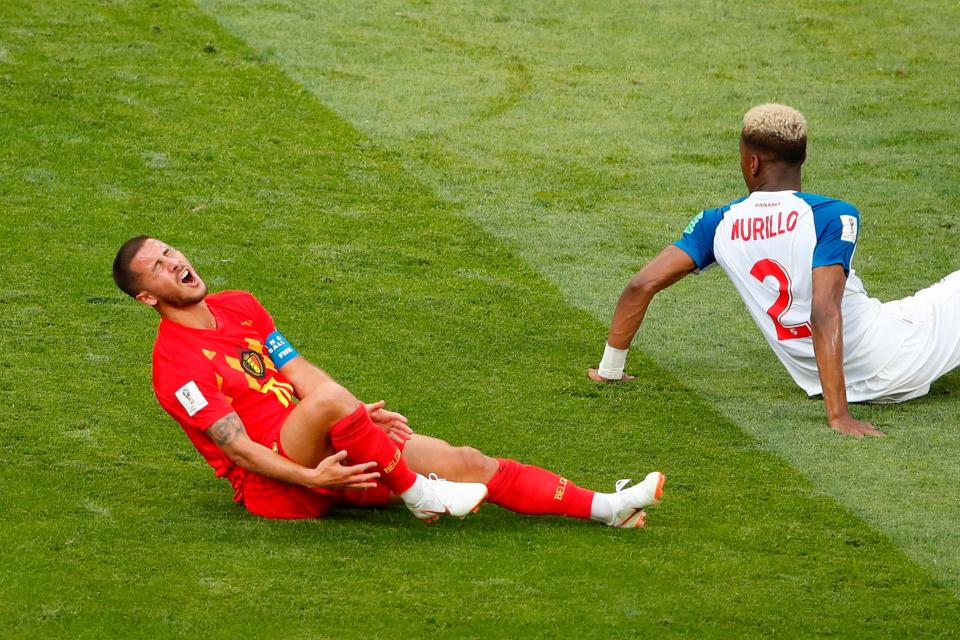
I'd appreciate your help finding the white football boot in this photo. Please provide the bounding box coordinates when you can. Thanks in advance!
[404,473,488,523]
[608,471,665,528]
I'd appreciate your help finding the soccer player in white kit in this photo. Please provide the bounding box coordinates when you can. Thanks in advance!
[589,104,960,437]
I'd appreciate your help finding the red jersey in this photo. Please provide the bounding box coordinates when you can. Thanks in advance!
[152,291,297,498]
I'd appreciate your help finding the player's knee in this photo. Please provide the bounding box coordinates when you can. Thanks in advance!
[457,446,498,478]
[300,383,360,424]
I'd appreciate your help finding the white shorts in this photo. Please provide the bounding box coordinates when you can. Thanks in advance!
[848,270,960,403]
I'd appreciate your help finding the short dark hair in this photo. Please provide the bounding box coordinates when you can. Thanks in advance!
[741,129,807,165]
[113,235,152,297]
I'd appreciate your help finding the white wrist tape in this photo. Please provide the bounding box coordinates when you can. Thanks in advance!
[597,342,629,380]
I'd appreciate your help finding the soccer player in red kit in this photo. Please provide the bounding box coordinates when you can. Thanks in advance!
[114,236,665,526]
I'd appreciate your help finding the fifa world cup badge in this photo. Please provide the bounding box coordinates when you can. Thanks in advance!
[175,380,208,417]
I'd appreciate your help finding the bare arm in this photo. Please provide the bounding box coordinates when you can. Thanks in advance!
[589,245,697,381]
[810,265,884,437]
[276,355,334,399]
[607,246,697,347]
[208,412,381,488]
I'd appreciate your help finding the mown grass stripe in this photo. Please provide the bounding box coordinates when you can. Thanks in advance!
[196,0,960,596]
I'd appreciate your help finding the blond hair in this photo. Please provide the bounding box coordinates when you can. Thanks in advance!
[741,104,807,164]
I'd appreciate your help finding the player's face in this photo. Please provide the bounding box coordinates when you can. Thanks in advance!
[130,239,208,308]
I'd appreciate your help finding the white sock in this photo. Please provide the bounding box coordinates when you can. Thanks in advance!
[589,492,617,524]
[400,474,427,504]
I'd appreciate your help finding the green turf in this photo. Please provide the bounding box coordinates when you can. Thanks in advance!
[196,0,960,596]
[2,1,959,638]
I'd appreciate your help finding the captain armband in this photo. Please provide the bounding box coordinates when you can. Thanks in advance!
[265,330,300,368]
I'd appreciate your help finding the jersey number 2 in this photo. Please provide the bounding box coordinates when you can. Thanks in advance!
[749,259,812,341]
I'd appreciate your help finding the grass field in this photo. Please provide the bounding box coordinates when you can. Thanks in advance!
[2,1,959,637]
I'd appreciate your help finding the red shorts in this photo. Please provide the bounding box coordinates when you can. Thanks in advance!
[236,434,400,520]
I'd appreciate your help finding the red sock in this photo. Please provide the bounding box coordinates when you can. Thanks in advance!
[485,458,594,519]
[328,405,417,494]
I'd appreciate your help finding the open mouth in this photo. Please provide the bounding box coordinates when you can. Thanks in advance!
[179,268,196,285]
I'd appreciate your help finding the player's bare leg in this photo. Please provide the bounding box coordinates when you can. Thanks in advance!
[279,381,354,465]
[401,434,500,483]
[403,435,665,527]
[279,386,486,521]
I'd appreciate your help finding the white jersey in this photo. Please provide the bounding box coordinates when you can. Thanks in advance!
[676,190,908,399]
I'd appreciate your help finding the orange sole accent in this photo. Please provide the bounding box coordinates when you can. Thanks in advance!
[619,509,647,529]
[654,473,666,503]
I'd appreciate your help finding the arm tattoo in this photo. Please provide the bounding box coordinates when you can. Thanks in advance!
[208,412,248,448]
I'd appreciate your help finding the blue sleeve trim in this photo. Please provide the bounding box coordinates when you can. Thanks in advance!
[265,330,299,368]
[674,200,740,270]
[798,193,859,274]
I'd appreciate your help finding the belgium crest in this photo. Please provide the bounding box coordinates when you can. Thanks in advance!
[240,350,266,378]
